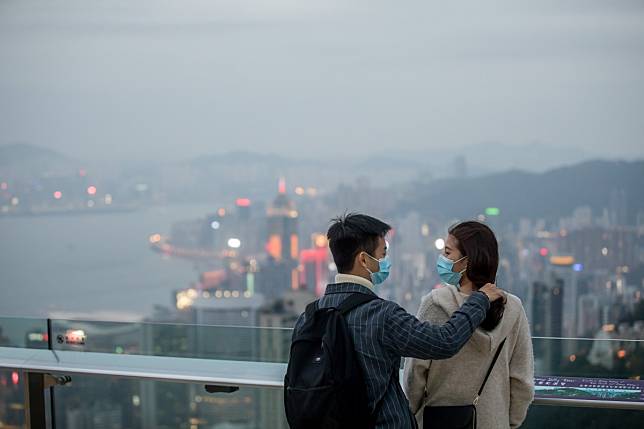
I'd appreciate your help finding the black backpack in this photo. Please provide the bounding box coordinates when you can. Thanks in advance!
[284,293,380,429]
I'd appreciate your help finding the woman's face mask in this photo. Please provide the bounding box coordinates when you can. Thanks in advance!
[436,254,467,287]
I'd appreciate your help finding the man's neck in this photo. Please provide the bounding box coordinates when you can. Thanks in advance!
[335,273,374,290]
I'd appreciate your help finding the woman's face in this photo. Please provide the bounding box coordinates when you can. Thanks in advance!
[444,234,467,274]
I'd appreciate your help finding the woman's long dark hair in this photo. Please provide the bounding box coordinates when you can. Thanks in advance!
[449,221,505,331]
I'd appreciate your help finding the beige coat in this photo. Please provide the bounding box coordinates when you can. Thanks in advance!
[403,285,534,428]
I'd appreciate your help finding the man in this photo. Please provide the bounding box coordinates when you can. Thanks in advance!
[292,213,504,428]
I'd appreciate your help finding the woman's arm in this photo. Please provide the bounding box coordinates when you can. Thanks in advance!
[509,305,535,428]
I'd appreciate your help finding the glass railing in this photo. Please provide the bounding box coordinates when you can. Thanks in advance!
[49,319,292,362]
[1,317,643,428]
[0,317,48,428]
[0,316,49,349]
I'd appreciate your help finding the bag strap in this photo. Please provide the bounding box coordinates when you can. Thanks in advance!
[304,300,319,319]
[474,338,506,405]
[337,293,380,315]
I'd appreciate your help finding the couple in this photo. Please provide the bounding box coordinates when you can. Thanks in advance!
[286,213,534,429]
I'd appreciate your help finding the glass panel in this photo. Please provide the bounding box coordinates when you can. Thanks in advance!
[0,316,49,349]
[50,320,293,363]
[53,374,288,429]
[532,337,643,379]
[523,405,643,428]
[0,369,26,428]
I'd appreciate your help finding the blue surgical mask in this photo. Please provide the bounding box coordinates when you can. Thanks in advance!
[436,254,467,287]
[364,252,391,285]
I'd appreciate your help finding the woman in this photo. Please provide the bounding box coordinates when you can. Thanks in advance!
[403,221,534,428]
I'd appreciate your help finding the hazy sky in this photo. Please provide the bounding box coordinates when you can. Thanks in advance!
[1,0,643,162]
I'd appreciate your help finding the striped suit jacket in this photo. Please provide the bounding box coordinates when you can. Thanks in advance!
[292,282,490,429]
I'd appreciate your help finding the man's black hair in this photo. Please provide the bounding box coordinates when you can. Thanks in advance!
[327,213,392,273]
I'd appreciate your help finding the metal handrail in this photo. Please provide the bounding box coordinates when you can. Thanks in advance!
[1,346,643,411]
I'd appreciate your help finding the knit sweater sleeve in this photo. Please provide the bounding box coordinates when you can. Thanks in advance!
[509,305,535,428]
[402,293,435,415]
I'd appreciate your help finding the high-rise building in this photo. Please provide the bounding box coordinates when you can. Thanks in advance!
[577,294,601,337]
[264,178,300,294]
[299,234,330,296]
[531,275,563,374]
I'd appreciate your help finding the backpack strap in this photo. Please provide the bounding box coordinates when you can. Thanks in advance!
[304,300,319,319]
[473,338,507,405]
[337,293,379,315]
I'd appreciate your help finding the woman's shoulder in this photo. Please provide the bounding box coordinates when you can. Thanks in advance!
[417,286,458,320]
[504,291,526,314]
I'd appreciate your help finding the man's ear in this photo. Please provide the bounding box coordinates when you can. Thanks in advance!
[354,251,366,271]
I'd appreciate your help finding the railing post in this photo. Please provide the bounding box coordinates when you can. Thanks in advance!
[24,371,47,429]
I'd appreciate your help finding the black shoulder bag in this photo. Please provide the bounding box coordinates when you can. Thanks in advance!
[423,338,506,429]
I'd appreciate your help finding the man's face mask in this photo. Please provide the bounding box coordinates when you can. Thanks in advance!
[363,242,391,285]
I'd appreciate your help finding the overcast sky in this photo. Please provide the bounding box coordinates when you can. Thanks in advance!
[1,0,643,163]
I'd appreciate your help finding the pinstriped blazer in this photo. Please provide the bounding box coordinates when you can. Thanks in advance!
[292,283,490,429]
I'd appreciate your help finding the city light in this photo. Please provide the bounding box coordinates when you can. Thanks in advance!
[294,186,305,195]
[176,291,193,309]
[87,185,97,195]
[10,197,18,206]
[569,354,576,362]
[235,198,251,207]
[149,234,162,243]
[602,324,615,332]
[421,224,430,237]
[217,208,226,217]
[539,247,549,257]
[28,332,47,342]
[313,234,327,248]
[617,349,626,359]
[601,247,609,256]
[104,194,113,205]
[227,238,241,248]
[11,371,19,385]
[485,207,500,216]
[0,182,7,190]
[65,330,86,345]
[572,263,584,272]
[53,191,62,199]
[210,221,220,230]
[550,256,575,266]
[434,238,445,250]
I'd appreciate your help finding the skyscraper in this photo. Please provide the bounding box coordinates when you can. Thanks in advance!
[531,274,564,374]
[262,178,300,297]
[266,178,299,263]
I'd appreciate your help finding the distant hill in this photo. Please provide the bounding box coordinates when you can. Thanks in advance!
[0,143,77,178]
[0,143,71,166]
[399,160,644,223]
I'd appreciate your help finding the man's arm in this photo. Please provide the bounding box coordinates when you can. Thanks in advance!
[383,291,490,359]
